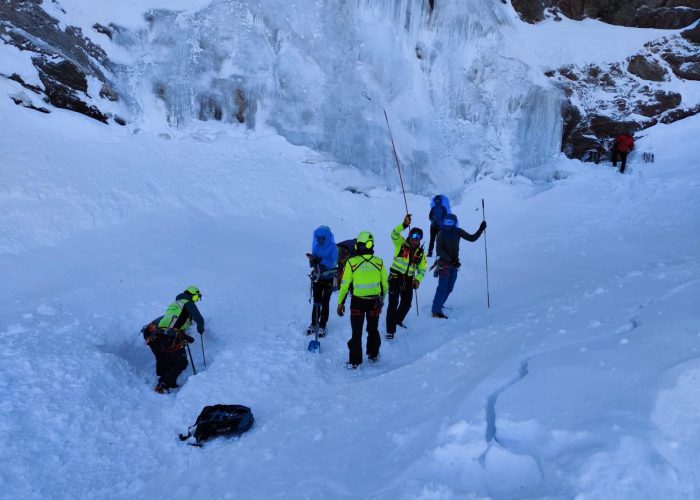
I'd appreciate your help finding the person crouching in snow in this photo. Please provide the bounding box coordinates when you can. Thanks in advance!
[386,214,427,339]
[145,286,205,394]
[306,226,338,338]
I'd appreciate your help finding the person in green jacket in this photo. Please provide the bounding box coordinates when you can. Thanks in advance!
[386,214,427,338]
[150,286,205,393]
[337,231,388,368]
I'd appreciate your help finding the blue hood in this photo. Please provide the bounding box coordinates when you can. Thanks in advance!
[311,226,338,270]
[430,195,452,214]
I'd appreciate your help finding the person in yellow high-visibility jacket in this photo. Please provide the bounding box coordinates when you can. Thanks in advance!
[337,231,388,368]
[386,214,427,338]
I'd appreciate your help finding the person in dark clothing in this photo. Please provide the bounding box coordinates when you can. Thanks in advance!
[431,214,486,318]
[151,286,205,393]
[306,226,338,337]
[427,195,451,257]
[612,132,635,174]
[385,214,427,339]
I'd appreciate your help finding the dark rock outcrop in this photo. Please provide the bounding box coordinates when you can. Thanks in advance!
[627,55,667,81]
[0,0,121,123]
[681,22,700,44]
[548,34,700,160]
[513,1,700,29]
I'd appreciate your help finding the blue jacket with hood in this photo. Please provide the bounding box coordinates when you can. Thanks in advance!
[429,195,452,228]
[310,226,338,280]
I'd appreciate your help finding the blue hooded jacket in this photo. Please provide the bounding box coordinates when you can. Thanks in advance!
[429,195,452,228]
[311,226,338,276]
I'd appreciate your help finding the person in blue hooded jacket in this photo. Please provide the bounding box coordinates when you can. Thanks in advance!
[305,226,338,337]
[427,195,451,258]
[431,214,486,318]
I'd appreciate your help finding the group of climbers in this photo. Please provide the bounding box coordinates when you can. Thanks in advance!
[141,195,487,386]
[306,195,486,369]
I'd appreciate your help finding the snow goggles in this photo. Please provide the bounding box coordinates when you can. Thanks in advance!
[409,231,423,241]
[315,235,326,244]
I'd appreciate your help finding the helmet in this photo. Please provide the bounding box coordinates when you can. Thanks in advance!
[355,231,374,251]
[185,285,202,302]
[408,227,424,241]
[442,214,458,228]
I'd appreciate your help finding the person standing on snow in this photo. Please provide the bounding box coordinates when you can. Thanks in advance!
[431,214,486,319]
[149,286,205,394]
[612,131,635,174]
[427,195,451,258]
[337,231,388,368]
[306,226,338,337]
[385,214,427,339]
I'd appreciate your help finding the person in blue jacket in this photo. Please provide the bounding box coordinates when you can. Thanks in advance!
[431,214,486,318]
[427,195,451,257]
[306,226,338,337]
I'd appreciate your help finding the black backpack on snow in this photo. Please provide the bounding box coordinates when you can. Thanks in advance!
[179,404,254,446]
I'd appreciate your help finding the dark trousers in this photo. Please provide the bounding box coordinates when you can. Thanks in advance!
[157,336,188,388]
[386,274,414,334]
[148,341,167,377]
[428,225,440,255]
[347,296,381,366]
[311,280,333,328]
[432,266,459,314]
[612,150,628,173]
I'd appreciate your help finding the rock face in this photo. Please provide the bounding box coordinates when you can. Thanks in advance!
[0,0,122,124]
[513,0,700,29]
[550,34,700,160]
[627,55,667,81]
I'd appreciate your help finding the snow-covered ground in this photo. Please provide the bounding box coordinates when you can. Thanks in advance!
[2,83,699,498]
[3,1,700,498]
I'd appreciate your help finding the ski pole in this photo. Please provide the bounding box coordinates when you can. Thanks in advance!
[186,343,197,375]
[415,289,420,316]
[200,334,206,366]
[383,109,410,216]
[482,198,491,308]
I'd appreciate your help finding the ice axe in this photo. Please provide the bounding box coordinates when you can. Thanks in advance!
[307,302,321,354]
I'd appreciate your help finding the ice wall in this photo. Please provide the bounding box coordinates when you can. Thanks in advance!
[115,0,563,194]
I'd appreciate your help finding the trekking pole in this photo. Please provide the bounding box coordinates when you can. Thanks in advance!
[481,198,491,308]
[200,334,206,366]
[186,343,197,374]
[383,109,410,216]
[415,289,419,316]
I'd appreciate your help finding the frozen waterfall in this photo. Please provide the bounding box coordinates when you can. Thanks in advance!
[115,0,563,194]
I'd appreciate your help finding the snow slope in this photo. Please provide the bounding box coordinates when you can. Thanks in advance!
[2,77,700,499]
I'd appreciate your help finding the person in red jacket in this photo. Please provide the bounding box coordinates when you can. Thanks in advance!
[612,132,635,174]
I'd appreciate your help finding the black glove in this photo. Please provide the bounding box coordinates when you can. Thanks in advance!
[337,304,345,317]
[197,325,205,335]
[479,220,487,233]
[413,279,420,289]
[453,260,461,269]
[403,214,412,228]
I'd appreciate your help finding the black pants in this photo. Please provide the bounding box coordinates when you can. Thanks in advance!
[612,150,628,173]
[428,225,439,255]
[157,336,188,388]
[386,274,414,334]
[311,280,333,328]
[148,341,167,377]
[347,296,381,366]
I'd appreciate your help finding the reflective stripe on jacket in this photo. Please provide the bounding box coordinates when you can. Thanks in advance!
[338,254,388,304]
[390,223,427,282]
[158,299,192,332]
